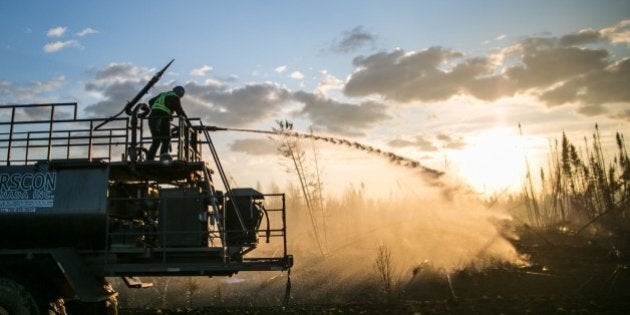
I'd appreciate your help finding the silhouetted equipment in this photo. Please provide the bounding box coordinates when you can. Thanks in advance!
[94,59,174,131]
[225,188,267,246]
[0,63,292,314]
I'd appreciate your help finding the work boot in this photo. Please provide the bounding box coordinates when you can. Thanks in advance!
[159,153,172,165]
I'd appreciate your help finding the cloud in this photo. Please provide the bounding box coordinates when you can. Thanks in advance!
[540,57,630,107]
[190,65,214,77]
[289,71,304,80]
[316,70,343,95]
[44,26,96,52]
[600,19,630,44]
[387,133,465,151]
[47,26,67,37]
[183,80,292,126]
[274,65,287,73]
[90,62,152,83]
[43,40,82,53]
[576,104,606,116]
[84,63,154,116]
[0,76,65,104]
[612,108,630,121]
[229,138,278,155]
[437,133,466,149]
[76,28,98,37]
[186,84,392,134]
[344,47,470,102]
[558,29,602,46]
[185,81,391,134]
[505,40,609,89]
[343,20,630,120]
[388,135,439,151]
[84,81,147,117]
[331,26,377,53]
[293,91,390,136]
[82,61,392,133]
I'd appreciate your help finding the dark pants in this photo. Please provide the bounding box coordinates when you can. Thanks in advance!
[147,115,171,160]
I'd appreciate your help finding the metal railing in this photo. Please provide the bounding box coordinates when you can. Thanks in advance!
[0,103,206,165]
[0,103,128,165]
[104,191,288,261]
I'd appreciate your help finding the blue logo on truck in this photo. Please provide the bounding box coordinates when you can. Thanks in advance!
[0,172,57,213]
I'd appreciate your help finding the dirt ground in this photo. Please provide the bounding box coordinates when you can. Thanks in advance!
[119,226,630,314]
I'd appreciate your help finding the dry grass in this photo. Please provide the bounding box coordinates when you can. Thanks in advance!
[520,126,629,230]
[274,120,328,256]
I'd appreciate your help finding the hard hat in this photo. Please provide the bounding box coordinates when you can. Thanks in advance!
[173,85,185,97]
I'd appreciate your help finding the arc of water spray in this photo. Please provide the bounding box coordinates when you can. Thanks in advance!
[215,127,445,181]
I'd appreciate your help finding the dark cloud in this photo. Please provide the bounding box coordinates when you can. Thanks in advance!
[612,109,630,121]
[388,135,438,152]
[559,29,602,46]
[85,81,145,116]
[344,47,472,102]
[184,81,292,126]
[437,133,466,149]
[81,63,392,134]
[0,76,65,104]
[463,75,517,101]
[388,133,465,151]
[293,91,390,136]
[0,76,74,121]
[388,139,416,147]
[577,104,606,116]
[506,46,609,89]
[83,63,291,126]
[540,57,630,107]
[331,26,377,53]
[343,21,630,120]
[229,138,278,156]
[91,62,149,82]
[0,106,69,122]
[20,106,71,120]
[84,63,154,117]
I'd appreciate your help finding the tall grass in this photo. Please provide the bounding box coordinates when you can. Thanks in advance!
[374,243,395,295]
[521,126,629,230]
[274,120,328,256]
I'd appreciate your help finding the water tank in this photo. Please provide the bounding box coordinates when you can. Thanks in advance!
[0,161,109,250]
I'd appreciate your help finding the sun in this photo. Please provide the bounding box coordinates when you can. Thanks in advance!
[450,127,531,195]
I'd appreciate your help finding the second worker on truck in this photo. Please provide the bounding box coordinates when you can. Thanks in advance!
[147,85,188,161]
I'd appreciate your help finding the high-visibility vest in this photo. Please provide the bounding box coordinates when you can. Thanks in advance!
[151,91,178,114]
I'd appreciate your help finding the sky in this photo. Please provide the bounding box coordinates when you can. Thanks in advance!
[0,0,629,196]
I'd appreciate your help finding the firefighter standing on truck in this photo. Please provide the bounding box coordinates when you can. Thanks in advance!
[147,85,187,161]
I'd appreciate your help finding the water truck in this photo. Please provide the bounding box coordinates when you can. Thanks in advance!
[0,61,293,314]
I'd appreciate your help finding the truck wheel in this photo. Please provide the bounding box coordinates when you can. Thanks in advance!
[104,295,119,315]
[65,298,117,315]
[65,280,118,315]
[65,293,117,315]
[46,298,67,315]
[0,277,40,315]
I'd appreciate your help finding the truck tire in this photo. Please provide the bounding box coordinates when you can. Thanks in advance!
[46,298,67,315]
[0,277,40,315]
[65,279,118,315]
[65,298,117,315]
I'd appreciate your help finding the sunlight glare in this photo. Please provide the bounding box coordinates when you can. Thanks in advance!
[450,127,529,195]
